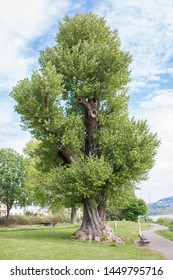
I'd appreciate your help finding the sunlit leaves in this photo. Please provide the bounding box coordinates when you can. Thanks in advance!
[99,116,160,193]
[48,156,113,199]
[10,13,160,208]
[11,62,64,137]
[40,13,132,101]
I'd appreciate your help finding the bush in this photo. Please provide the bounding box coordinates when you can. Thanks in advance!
[156,217,173,227]
[0,215,29,226]
[169,225,173,232]
[0,212,71,226]
[121,198,147,222]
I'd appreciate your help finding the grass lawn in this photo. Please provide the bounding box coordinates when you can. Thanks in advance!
[0,221,164,260]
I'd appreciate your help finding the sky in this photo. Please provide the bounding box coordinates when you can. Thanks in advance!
[0,0,173,203]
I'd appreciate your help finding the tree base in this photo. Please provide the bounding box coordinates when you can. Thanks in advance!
[75,224,115,243]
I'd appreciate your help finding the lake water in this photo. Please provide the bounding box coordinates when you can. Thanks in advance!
[148,214,173,222]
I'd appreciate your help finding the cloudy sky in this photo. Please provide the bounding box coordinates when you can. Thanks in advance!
[0,0,173,203]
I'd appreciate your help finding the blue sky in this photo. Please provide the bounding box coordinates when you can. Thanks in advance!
[0,0,173,203]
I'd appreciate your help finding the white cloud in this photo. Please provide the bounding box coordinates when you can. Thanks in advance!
[0,0,70,40]
[132,89,173,202]
[0,99,14,125]
[1,133,31,154]
[0,0,72,153]
[0,97,31,153]
[94,0,173,93]
[0,0,71,90]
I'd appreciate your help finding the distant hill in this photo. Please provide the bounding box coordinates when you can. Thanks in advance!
[148,196,173,209]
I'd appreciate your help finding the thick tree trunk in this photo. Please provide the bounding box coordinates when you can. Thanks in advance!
[70,207,77,224]
[75,197,114,242]
[97,191,107,223]
[56,97,112,241]
[75,97,114,241]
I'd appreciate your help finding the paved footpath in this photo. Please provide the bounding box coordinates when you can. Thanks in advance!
[142,224,173,260]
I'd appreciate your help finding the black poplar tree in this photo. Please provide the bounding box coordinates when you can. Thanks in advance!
[11,14,160,241]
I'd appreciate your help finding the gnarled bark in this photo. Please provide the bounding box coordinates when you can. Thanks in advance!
[54,97,113,242]
[75,97,114,242]
[77,97,99,156]
[97,191,107,223]
[75,197,114,242]
[57,144,81,164]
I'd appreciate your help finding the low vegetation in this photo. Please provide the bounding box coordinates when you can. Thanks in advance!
[156,217,173,227]
[157,228,173,241]
[156,217,173,242]
[0,213,71,226]
[0,221,164,260]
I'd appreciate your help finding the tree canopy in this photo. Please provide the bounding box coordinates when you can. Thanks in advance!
[0,148,27,225]
[121,197,148,222]
[11,13,160,241]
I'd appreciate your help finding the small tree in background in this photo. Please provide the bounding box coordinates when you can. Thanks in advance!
[106,188,135,220]
[0,148,27,225]
[11,13,160,241]
[121,197,148,222]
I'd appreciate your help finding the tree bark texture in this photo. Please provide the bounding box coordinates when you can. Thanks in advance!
[75,197,114,242]
[96,191,107,223]
[54,97,113,241]
[57,144,81,164]
[77,97,99,156]
[75,97,114,242]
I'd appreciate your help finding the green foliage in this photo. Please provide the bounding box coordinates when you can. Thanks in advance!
[40,13,132,101]
[38,156,112,210]
[11,62,65,138]
[10,13,160,212]
[57,156,112,198]
[100,117,160,192]
[170,226,173,232]
[0,148,27,209]
[106,189,135,220]
[24,161,47,206]
[121,197,147,222]
[23,139,40,160]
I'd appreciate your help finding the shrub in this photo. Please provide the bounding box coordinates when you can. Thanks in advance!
[0,212,71,226]
[0,215,29,226]
[169,225,173,232]
[156,217,173,227]
[121,198,147,222]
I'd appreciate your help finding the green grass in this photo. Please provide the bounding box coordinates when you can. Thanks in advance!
[0,221,164,260]
[156,229,173,241]
[154,217,173,242]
